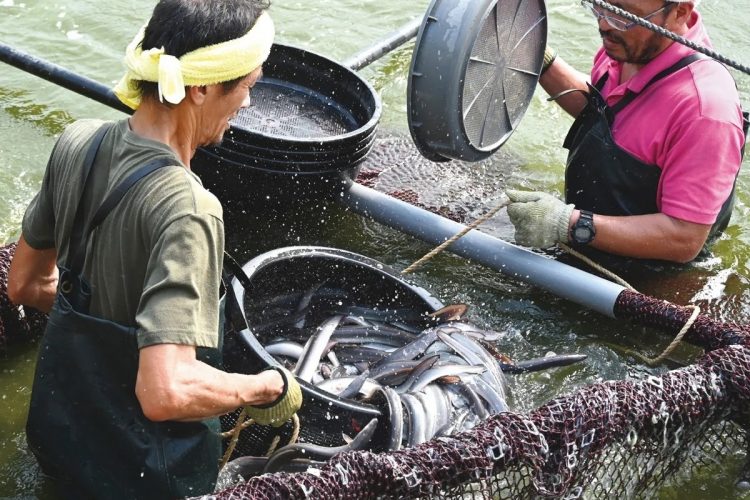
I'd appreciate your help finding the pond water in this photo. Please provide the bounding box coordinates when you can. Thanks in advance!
[1,0,748,497]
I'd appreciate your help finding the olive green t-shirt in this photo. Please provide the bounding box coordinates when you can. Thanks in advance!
[22,118,223,349]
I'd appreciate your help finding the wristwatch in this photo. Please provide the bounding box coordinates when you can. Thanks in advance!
[570,210,596,245]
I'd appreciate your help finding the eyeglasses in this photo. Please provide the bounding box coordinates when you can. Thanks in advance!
[581,1,672,31]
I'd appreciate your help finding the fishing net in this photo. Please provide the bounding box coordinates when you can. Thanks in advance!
[0,242,46,349]
[2,224,750,499]
[206,291,750,499]
[355,135,519,224]
[197,150,750,499]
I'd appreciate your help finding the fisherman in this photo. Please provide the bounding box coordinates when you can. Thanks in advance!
[506,0,747,263]
[7,0,301,497]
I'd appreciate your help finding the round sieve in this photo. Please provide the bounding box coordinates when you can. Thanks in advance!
[193,43,381,207]
[227,44,381,154]
[407,0,547,162]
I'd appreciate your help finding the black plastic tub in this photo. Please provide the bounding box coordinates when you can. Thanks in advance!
[193,43,381,208]
[192,146,365,209]
[219,126,377,162]
[221,246,444,457]
[228,44,381,153]
[204,133,376,172]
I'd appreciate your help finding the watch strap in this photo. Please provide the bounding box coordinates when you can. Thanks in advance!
[571,210,596,245]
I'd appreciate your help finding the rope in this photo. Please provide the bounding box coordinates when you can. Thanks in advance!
[264,435,281,457]
[644,304,701,365]
[558,243,636,291]
[219,412,257,438]
[586,0,750,76]
[608,305,702,366]
[218,411,302,469]
[400,185,700,367]
[557,243,699,367]
[401,196,510,275]
[219,407,250,470]
[399,195,694,365]
[264,414,301,457]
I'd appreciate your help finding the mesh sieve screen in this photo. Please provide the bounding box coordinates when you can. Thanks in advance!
[461,0,545,151]
[230,79,356,139]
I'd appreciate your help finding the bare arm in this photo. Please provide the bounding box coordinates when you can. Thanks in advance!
[136,343,284,422]
[8,235,58,313]
[10,233,286,422]
[539,56,591,118]
[571,209,710,263]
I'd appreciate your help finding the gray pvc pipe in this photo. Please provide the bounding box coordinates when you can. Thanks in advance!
[0,39,626,318]
[341,182,625,318]
[343,17,422,71]
[0,42,131,114]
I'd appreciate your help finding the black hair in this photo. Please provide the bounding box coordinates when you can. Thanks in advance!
[135,0,271,102]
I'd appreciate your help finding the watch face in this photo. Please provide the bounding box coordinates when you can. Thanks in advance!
[573,226,592,243]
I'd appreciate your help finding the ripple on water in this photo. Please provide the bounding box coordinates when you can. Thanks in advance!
[0,0,749,497]
[0,111,56,242]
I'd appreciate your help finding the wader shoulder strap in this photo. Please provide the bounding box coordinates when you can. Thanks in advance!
[65,122,115,267]
[87,158,175,230]
[741,110,749,160]
[67,156,176,276]
[221,251,255,333]
[593,72,609,91]
[610,53,704,115]
[222,251,253,290]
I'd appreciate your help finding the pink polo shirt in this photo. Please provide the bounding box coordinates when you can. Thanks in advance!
[590,11,745,225]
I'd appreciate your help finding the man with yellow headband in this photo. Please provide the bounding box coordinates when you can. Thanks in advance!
[8,0,301,497]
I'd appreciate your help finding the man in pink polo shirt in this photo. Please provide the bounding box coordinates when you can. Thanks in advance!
[506,0,747,263]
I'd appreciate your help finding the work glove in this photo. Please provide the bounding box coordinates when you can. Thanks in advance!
[244,366,302,427]
[541,46,557,75]
[506,190,574,249]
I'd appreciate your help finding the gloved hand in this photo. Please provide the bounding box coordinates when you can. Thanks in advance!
[506,190,575,249]
[541,46,557,75]
[244,366,302,427]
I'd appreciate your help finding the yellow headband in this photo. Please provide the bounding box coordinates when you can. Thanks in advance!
[113,11,274,110]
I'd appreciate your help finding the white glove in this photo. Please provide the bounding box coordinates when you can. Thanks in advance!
[506,190,575,249]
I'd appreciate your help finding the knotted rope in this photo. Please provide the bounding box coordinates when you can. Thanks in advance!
[401,196,511,275]
[401,198,700,366]
[219,410,301,470]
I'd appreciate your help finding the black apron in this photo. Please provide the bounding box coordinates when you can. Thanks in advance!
[563,53,748,242]
[26,123,222,499]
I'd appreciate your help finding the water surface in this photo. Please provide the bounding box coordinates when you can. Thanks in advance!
[1,0,748,497]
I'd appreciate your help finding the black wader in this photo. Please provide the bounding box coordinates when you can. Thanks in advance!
[564,54,747,244]
[26,123,222,499]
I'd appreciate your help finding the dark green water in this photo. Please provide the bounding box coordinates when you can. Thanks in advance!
[1,0,749,497]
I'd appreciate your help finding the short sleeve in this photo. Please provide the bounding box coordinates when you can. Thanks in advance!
[135,211,225,349]
[658,116,744,225]
[21,157,56,249]
[21,119,104,250]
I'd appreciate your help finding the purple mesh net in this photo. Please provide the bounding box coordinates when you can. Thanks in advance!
[197,164,750,499]
[0,242,47,348]
[206,342,748,499]
[2,229,749,499]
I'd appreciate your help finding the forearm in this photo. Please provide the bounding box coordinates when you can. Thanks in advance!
[136,343,284,422]
[539,56,590,118]
[8,235,58,313]
[573,210,711,263]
